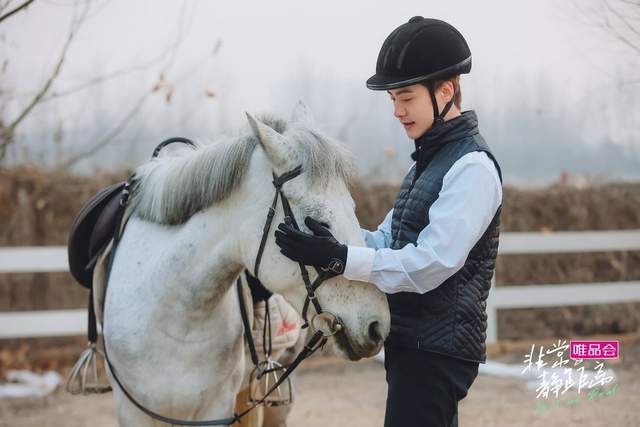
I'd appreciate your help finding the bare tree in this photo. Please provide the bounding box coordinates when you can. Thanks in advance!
[0,0,89,160]
[0,0,206,166]
[0,0,35,24]
[573,0,640,56]
[603,0,640,54]
[54,1,193,168]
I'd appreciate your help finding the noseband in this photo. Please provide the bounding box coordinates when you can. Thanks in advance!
[100,139,343,426]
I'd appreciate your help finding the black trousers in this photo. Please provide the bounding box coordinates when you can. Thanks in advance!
[383,343,479,427]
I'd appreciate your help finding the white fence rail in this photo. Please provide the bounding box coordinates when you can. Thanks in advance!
[0,247,68,273]
[1,230,640,341]
[486,230,640,343]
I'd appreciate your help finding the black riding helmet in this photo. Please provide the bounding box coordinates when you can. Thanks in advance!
[367,16,472,126]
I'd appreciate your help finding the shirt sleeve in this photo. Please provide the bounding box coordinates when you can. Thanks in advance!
[343,151,502,294]
[345,209,394,281]
[360,208,394,250]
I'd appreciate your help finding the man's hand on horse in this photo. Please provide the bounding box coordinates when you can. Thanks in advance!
[274,216,347,276]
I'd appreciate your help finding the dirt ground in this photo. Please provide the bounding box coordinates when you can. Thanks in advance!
[1,347,638,427]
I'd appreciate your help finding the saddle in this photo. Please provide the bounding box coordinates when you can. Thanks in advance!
[67,137,199,289]
[67,181,126,289]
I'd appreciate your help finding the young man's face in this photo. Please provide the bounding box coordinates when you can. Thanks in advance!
[387,84,435,140]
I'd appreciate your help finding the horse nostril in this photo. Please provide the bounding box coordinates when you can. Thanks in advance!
[368,320,382,344]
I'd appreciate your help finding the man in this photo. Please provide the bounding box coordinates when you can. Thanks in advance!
[275,16,502,427]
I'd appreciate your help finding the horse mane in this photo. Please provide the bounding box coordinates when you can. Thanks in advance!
[131,114,355,225]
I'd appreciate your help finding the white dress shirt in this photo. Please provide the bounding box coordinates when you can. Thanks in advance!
[343,151,502,294]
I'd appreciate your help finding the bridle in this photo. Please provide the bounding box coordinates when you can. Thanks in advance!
[100,139,344,426]
[253,164,344,333]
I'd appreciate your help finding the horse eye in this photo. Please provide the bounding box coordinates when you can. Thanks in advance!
[320,222,330,229]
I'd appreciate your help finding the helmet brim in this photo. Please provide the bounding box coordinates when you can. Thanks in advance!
[366,56,472,91]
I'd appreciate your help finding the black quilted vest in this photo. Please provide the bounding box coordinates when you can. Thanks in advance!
[387,111,502,363]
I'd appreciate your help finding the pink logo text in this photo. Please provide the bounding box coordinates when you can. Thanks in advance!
[570,340,619,360]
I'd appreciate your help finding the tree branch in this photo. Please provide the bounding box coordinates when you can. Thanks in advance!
[602,2,640,55]
[3,0,192,107]
[618,0,640,6]
[0,0,35,24]
[56,90,150,169]
[0,1,14,15]
[569,0,607,30]
[56,1,193,168]
[605,0,640,37]
[0,1,89,159]
[40,29,191,103]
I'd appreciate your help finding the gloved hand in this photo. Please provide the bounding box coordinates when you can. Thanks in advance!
[274,216,347,276]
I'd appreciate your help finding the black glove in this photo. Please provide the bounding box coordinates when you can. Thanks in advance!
[274,216,348,276]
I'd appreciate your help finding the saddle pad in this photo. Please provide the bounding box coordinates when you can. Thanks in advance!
[67,181,125,288]
[251,294,301,357]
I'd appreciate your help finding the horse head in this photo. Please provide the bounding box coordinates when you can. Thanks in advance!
[239,102,390,360]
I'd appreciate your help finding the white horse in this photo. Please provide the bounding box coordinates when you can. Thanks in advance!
[92,103,390,426]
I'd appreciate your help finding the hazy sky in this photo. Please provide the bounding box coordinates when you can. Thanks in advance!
[2,0,638,185]
[5,0,609,110]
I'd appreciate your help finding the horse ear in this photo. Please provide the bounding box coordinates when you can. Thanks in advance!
[290,100,315,126]
[245,112,289,168]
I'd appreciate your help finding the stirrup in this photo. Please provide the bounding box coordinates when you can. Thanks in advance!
[66,342,112,395]
[248,359,292,407]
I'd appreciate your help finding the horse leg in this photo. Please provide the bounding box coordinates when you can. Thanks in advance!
[233,387,290,427]
[262,404,292,427]
[235,388,264,427]
[112,385,158,427]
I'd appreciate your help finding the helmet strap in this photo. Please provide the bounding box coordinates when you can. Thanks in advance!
[427,80,456,127]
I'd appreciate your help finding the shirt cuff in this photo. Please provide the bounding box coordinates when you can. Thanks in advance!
[343,245,376,282]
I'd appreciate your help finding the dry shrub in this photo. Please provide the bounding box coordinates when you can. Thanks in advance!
[0,167,639,373]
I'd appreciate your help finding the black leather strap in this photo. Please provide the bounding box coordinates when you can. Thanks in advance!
[152,137,197,158]
[253,166,302,278]
[428,80,456,127]
[234,330,326,420]
[87,290,97,344]
[237,278,259,367]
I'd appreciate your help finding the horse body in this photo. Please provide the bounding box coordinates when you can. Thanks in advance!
[98,104,390,426]
[104,217,245,425]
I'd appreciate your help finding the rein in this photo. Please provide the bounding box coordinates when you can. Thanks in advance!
[96,137,343,426]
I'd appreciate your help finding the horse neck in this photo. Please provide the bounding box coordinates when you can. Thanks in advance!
[165,148,275,311]
[169,146,295,317]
